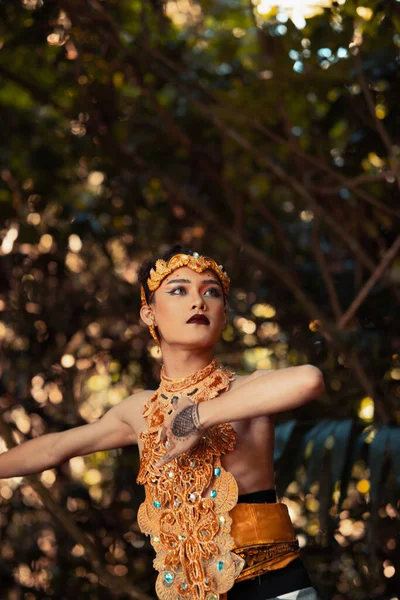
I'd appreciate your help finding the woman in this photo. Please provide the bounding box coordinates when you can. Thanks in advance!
[0,245,324,600]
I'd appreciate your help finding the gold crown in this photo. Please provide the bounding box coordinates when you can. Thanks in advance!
[140,253,230,305]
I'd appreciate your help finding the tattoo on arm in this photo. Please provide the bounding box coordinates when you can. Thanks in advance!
[171,404,201,439]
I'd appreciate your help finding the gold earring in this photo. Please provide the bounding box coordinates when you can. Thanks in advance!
[149,314,160,347]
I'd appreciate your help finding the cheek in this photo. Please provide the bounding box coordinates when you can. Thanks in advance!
[156,299,182,325]
[211,305,226,329]
[215,301,226,317]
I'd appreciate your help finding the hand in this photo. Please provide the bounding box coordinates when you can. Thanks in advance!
[155,394,205,468]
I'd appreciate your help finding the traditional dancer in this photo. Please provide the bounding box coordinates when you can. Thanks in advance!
[0,246,324,600]
[136,246,323,600]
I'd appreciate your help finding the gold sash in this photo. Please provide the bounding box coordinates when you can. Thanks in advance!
[220,501,300,598]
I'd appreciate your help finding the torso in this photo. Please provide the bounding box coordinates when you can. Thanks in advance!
[129,372,275,495]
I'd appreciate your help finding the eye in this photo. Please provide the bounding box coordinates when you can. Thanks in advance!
[204,287,222,297]
[168,286,187,295]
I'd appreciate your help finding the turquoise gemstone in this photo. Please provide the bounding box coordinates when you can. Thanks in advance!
[164,571,174,584]
[153,500,161,508]
[210,489,217,499]
[214,467,221,477]
[217,560,224,571]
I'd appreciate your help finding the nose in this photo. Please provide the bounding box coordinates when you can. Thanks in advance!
[191,292,206,311]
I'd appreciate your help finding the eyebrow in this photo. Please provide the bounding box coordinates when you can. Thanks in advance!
[165,278,222,287]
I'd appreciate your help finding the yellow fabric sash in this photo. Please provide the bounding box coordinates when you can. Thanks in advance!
[219,501,300,598]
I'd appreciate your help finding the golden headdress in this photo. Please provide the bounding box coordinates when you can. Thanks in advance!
[140,252,230,306]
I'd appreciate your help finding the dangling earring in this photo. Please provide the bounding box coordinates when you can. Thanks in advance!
[149,313,160,347]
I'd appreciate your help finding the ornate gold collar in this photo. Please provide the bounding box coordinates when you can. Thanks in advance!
[160,359,219,393]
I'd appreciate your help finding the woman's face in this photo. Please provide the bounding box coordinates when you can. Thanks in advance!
[145,266,227,350]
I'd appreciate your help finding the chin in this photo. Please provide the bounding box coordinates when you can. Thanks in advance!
[167,331,221,348]
[187,336,219,348]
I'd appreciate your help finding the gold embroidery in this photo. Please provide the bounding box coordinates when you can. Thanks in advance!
[233,541,300,580]
[137,360,245,600]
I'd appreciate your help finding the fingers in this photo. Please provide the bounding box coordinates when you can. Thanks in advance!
[160,419,173,442]
[155,445,174,468]
[155,454,170,468]
[155,434,174,468]
[160,427,167,444]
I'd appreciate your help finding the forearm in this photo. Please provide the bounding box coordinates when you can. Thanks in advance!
[199,365,324,428]
[0,432,61,479]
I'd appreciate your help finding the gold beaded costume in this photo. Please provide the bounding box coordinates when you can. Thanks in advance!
[137,360,245,600]
[137,253,300,600]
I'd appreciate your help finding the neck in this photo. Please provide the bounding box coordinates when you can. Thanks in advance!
[159,346,215,380]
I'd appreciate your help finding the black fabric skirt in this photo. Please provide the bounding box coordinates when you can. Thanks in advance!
[227,489,314,600]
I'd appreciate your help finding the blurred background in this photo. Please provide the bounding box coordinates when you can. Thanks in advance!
[0,0,399,598]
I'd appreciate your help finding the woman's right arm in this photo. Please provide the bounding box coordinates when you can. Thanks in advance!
[0,393,142,479]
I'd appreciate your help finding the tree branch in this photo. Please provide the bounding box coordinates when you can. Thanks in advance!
[1,169,23,217]
[354,49,400,190]
[338,236,400,329]
[137,41,400,219]
[189,99,378,274]
[311,214,343,322]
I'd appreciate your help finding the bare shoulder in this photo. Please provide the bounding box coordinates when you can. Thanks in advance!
[127,388,155,403]
[120,389,154,414]
[109,389,154,427]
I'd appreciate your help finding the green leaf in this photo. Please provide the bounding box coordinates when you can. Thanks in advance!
[304,420,337,491]
[331,420,354,485]
[274,419,296,462]
[332,419,358,510]
[369,427,389,509]
[389,428,400,486]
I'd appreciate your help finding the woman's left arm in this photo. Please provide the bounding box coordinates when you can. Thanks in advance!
[199,364,324,428]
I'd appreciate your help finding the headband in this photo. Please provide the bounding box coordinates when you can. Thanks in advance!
[140,252,230,306]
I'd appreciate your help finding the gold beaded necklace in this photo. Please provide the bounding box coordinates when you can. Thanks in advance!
[159,358,220,393]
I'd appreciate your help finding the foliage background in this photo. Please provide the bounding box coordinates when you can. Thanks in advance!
[0,0,399,598]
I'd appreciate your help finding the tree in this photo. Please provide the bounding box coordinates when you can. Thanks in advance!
[0,0,399,597]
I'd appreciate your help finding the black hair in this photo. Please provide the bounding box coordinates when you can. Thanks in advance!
[137,245,198,305]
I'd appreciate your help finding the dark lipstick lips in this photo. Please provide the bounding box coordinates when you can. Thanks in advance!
[187,315,210,325]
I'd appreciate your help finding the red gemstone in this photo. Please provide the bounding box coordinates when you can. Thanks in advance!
[197,262,201,267]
